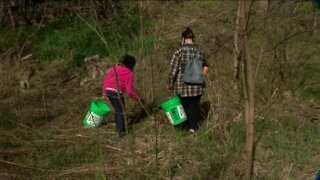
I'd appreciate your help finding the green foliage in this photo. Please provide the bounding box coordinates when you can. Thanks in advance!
[31,15,108,64]
[102,5,153,58]
[30,5,154,65]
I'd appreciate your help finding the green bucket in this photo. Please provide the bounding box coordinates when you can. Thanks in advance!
[161,97,187,125]
[83,100,111,128]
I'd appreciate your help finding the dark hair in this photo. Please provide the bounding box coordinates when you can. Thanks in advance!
[120,55,136,71]
[181,27,194,39]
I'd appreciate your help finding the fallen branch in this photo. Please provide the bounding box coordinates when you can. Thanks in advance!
[102,145,130,155]
[0,159,56,172]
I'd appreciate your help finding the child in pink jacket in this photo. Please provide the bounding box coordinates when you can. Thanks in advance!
[102,55,140,138]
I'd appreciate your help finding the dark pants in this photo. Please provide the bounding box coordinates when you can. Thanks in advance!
[106,90,126,137]
[180,95,202,130]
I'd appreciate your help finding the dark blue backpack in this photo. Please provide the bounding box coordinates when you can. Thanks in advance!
[183,49,204,84]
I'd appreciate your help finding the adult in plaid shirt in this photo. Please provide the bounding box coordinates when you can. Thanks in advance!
[167,27,208,132]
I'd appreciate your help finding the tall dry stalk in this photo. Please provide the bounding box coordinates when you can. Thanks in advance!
[0,59,2,90]
[41,89,48,121]
[139,1,167,178]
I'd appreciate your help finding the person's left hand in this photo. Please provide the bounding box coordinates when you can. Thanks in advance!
[99,95,108,103]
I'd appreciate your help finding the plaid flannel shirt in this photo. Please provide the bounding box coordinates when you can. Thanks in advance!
[167,44,208,97]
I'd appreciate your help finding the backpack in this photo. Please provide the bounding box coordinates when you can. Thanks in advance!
[183,49,204,84]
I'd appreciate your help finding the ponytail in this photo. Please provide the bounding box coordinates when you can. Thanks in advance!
[181,27,194,39]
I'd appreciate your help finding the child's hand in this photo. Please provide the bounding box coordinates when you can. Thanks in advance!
[99,95,109,103]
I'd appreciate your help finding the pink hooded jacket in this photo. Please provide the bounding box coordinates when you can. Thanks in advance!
[102,65,139,101]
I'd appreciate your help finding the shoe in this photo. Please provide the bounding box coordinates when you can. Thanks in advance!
[189,129,195,133]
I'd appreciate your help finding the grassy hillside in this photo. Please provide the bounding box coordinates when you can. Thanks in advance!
[0,1,319,179]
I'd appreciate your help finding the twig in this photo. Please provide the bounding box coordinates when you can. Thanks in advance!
[89,0,108,53]
[102,144,130,155]
[3,131,33,146]
[32,140,75,145]
[254,47,263,83]
[41,90,48,121]
[8,96,22,123]
[7,6,15,30]
[0,59,2,90]
[76,13,108,47]
[16,1,47,66]
[0,159,56,172]
[286,163,293,180]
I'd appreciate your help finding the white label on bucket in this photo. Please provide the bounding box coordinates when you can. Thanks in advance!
[177,105,187,119]
[166,112,174,125]
[86,112,103,127]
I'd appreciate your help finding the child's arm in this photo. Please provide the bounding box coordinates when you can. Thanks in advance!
[126,73,139,101]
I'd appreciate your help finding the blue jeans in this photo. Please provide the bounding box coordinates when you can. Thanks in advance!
[106,90,126,137]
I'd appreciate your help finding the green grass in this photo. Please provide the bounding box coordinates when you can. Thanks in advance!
[257,118,319,178]
[299,62,320,99]
[259,118,319,164]
[31,15,109,64]
[27,5,155,66]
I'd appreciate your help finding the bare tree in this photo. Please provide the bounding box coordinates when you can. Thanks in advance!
[238,0,255,179]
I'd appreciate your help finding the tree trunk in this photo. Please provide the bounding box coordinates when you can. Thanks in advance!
[238,0,255,179]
